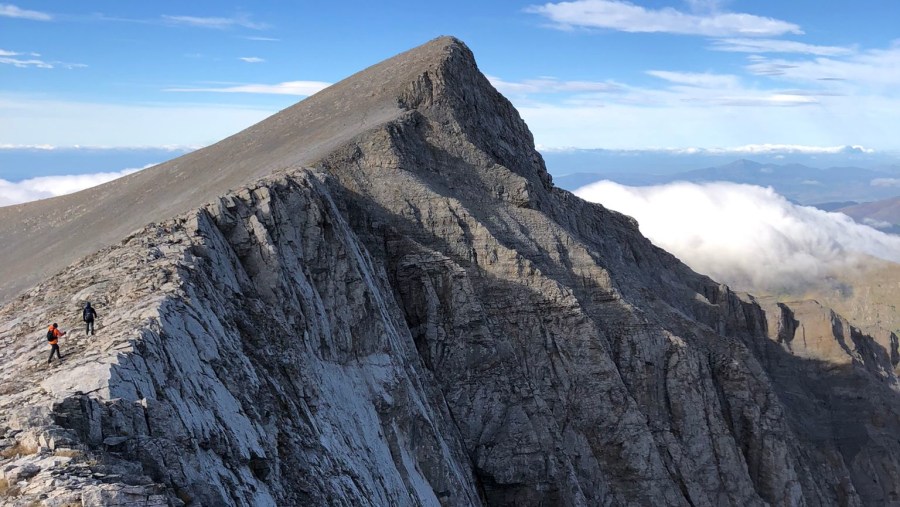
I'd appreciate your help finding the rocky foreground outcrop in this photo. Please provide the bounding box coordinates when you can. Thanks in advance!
[1,37,899,506]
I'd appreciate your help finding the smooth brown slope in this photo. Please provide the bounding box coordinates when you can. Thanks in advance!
[838,196,900,230]
[0,36,465,303]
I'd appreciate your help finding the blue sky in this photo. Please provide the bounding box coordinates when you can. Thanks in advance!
[3,1,900,152]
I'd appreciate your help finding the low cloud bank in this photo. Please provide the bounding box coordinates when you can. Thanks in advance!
[575,181,900,293]
[0,166,150,206]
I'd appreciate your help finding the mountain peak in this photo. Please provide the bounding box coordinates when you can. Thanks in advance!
[0,36,549,301]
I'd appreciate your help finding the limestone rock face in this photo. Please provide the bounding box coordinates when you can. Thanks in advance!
[1,36,899,506]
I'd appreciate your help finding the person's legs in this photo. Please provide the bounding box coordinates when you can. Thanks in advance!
[48,344,59,363]
[86,320,94,335]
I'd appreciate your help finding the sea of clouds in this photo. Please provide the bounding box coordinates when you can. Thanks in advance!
[0,166,150,207]
[5,168,898,295]
[575,180,900,293]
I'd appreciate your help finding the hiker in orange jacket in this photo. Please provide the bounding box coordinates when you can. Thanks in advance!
[47,323,66,364]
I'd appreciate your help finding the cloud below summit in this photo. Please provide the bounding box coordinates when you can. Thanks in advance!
[0,167,149,207]
[575,180,900,292]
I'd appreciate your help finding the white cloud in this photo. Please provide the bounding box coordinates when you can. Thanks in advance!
[646,70,740,88]
[526,0,801,37]
[238,57,265,63]
[862,217,893,230]
[0,143,199,151]
[872,178,900,187]
[492,72,819,109]
[501,66,900,148]
[715,94,818,106]
[244,36,280,42]
[574,180,900,292]
[0,166,151,207]
[165,80,331,96]
[711,38,854,56]
[715,144,873,154]
[0,49,85,69]
[162,14,267,30]
[488,75,624,95]
[0,55,53,68]
[0,4,51,21]
[746,45,900,86]
[0,144,56,150]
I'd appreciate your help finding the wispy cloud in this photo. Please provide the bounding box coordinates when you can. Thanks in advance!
[165,80,331,96]
[700,93,818,106]
[244,36,280,42]
[515,93,900,149]
[526,0,801,37]
[0,166,150,207]
[575,180,900,292]
[162,14,268,30]
[0,3,51,21]
[711,38,854,56]
[871,178,900,187]
[745,45,900,87]
[646,70,740,88]
[0,144,56,150]
[715,144,873,155]
[238,56,265,63]
[0,50,53,68]
[862,218,893,230]
[643,71,818,106]
[0,144,198,151]
[496,70,820,109]
[0,49,85,69]
[488,75,624,95]
[493,40,900,149]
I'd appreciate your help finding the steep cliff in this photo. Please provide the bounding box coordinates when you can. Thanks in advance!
[1,37,899,506]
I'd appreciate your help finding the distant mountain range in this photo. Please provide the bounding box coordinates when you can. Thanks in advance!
[553,158,900,207]
[836,196,900,234]
[542,146,900,178]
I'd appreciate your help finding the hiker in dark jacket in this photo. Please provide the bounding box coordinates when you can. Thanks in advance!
[82,302,98,336]
[47,323,66,363]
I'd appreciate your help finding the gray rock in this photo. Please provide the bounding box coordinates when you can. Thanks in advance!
[0,36,898,506]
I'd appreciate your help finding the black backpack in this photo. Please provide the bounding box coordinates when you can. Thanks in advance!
[46,329,55,342]
[83,307,93,321]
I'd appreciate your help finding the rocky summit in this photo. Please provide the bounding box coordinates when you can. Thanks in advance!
[1,36,899,506]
